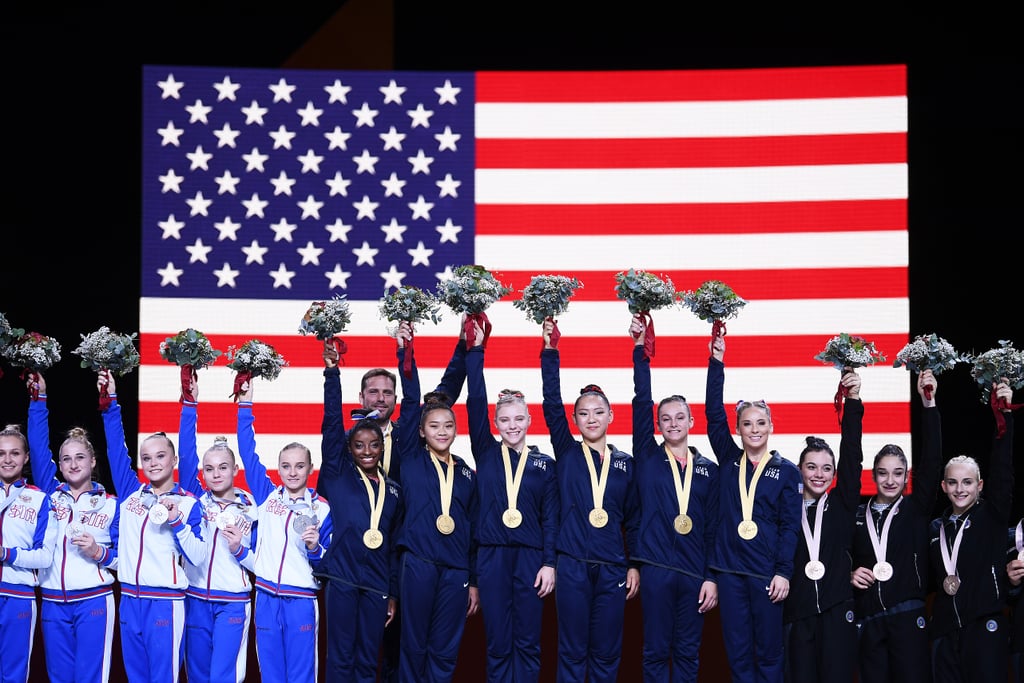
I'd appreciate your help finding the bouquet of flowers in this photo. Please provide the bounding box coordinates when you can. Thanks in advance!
[73,326,141,376]
[226,339,288,401]
[0,312,25,378]
[893,333,965,400]
[614,269,678,314]
[614,268,678,359]
[299,295,352,341]
[2,331,62,371]
[968,340,1024,437]
[379,286,444,326]
[679,279,747,340]
[815,333,886,424]
[437,265,512,349]
[513,274,584,324]
[379,285,444,377]
[2,331,62,399]
[159,328,222,403]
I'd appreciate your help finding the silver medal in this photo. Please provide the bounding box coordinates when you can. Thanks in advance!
[148,503,170,525]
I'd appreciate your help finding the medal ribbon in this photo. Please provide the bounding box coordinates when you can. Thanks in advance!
[801,493,827,566]
[738,452,771,529]
[1016,520,1023,554]
[938,518,967,579]
[866,495,902,565]
[357,467,387,535]
[501,444,529,515]
[581,442,611,513]
[429,448,455,520]
[665,444,693,519]
[381,423,393,477]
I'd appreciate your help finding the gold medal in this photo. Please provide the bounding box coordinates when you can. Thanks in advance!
[436,514,455,535]
[363,529,384,549]
[942,575,960,596]
[738,520,758,540]
[804,560,826,581]
[673,514,692,535]
[872,561,894,582]
[589,508,608,528]
[502,508,522,529]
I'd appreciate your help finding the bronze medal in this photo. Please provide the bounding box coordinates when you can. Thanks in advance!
[942,575,961,596]
[589,508,608,528]
[673,514,692,535]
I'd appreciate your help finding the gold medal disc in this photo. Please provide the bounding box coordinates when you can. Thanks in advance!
[589,508,608,528]
[363,529,384,549]
[436,514,456,535]
[673,514,693,535]
[502,508,523,529]
[738,520,758,540]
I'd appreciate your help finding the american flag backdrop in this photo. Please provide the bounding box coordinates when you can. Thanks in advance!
[140,64,908,492]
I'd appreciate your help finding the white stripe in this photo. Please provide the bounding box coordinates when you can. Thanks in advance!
[475,165,907,204]
[475,97,908,138]
[140,297,908,337]
[478,231,908,270]
[137,364,911,405]
[170,432,915,475]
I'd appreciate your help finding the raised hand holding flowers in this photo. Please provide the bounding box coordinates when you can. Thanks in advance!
[73,326,141,409]
[437,265,512,349]
[814,333,886,424]
[159,328,222,403]
[2,330,62,399]
[892,333,965,400]
[614,268,678,359]
[679,279,748,341]
[379,285,443,377]
[225,339,288,401]
[967,340,1024,437]
[513,274,583,351]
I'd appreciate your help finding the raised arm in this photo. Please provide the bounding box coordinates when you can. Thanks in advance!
[704,336,740,466]
[235,381,275,504]
[540,319,575,454]
[319,341,345,482]
[177,373,203,498]
[26,372,58,493]
[630,315,657,458]
[99,370,141,497]
[836,369,864,510]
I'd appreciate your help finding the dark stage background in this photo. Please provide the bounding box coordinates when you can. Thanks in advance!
[2,2,1021,681]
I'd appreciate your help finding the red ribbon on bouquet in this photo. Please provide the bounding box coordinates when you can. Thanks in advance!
[180,364,197,404]
[22,370,40,402]
[230,370,252,403]
[712,319,728,341]
[832,381,849,427]
[329,336,348,363]
[991,391,1024,439]
[464,312,493,351]
[401,326,417,379]
[630,311,656,360]
[540,316,563,355]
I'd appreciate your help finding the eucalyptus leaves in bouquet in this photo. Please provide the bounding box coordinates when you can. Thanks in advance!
[614,268,678,359]
[299,295,352,341]
[2,331,62,400]
[968,340,1024,437]
[892,333,965,400]
[437,265,512,349]
[379,285,443,377]
[679,279,747,340]
[0,312,25,378]
[73,326,141,376]
[226,339,288,400]
[814,333,886,424]
[159,328,223,403]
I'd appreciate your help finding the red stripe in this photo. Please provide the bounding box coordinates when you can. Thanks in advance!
[475,199,906,235]
[477,134,905,169]
[139,333,910,369]
[139,400,909,435]
[476,65,906,102]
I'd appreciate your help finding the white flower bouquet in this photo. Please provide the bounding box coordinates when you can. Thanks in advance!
[299,295,352,341]
[2,331,62,372]
[437,265,512,315]
[815,333,887,371]
[226,339,288,381]
[73,326,141,376]
[613,268,678,314]
[379,286,444,325]
[893,333,965,400]
[968,340,1024,405]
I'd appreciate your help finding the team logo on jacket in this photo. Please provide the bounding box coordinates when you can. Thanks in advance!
[916,616,926,629]
[845,610,854,623]
[986,619,999,632]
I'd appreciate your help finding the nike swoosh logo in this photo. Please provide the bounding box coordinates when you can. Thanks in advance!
[463,581,470,588]
[618,580,626,588]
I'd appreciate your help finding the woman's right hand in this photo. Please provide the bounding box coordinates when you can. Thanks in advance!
[98,369,116,396]
[917,369,936,405]
[709,335,725,361]
[629,314,645,346]
[850,566,876,590]
[542,318,556,349]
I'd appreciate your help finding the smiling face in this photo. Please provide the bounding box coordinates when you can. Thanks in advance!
[494,402,530,452]
[800,449,835,500]
[942,459,982,515]
[736,405,772,456]
[573,395,612,445]
[139,434,177,490]
[420,407,456,455]
[872,453,908,505]
[58,440,96,492]
[278,446,312,496]
[657,399,692,448]
[0,433,29,485]
[202,448,239,497]
[359,374,397,423]
[349,424,383,476]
